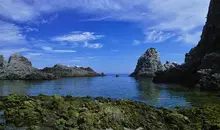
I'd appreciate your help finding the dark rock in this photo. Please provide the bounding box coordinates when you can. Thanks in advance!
[130,48,164,77]
[42,64,103,77]
[154,0,220,91]
[0,55,6,68]
[164,61,178,70]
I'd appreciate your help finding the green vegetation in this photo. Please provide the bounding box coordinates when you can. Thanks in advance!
[0,94,220,130]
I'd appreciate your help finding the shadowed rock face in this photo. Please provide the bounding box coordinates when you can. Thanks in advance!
[42,64,104,77]
[154,0,220,91]
[130,48,164,77]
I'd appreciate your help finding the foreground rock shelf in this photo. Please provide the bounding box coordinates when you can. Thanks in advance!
[0,94,220,130]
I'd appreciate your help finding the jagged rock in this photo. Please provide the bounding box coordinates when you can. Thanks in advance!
[0,55,6,68]
[0,54,57,80]
[130,48,164,77]
[154,0,220,91]
[164,61,178,70]
[42,64,104,77]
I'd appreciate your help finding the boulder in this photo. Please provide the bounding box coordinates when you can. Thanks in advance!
[130,48,164,77]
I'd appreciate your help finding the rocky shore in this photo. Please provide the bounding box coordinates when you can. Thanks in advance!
[153,0,220,91]
[0,94,220,130]
[0,53,104,80]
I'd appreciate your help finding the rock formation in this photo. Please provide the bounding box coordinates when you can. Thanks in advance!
[130,48,164,77]
[154,0,220,90]
[0,53,103,80]
[0,53,57,80]
[42,64,104,77]
[164,61,178,70]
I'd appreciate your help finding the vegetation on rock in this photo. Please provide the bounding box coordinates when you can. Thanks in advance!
[0,94,220,130]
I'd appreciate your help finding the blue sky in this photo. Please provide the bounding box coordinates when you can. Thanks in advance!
[0,0,210,74]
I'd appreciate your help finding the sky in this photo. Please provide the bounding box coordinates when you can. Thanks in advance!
[0,0,210,74]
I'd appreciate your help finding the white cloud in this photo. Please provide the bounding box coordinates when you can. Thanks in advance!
[52,31,104,43]
[41,14,58,24]
[41,46,76,53]
[53,50,76,53]
[23,27,39,32]
[26,53,42,56]
[177,31,201,45]
[0,20,26,44]
[0,48,29,58]
[24,53,42,59]
[84,42,103,49]
[144,30,175,43]
[0,0,210,45]
[70,59,81,62]
[132,40,141,46]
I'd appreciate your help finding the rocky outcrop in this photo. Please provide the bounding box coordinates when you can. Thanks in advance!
[0,53,57,80]
[154,0,220,91]
[130,48,164,77]
[0,53,103,80]
[2,94,220,130]
[164,61,178,70]
[42,64,104,77]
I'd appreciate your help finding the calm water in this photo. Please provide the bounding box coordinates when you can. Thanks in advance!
[0,74,219,108]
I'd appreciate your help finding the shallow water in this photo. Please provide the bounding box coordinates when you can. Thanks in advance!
[0,74,219,108]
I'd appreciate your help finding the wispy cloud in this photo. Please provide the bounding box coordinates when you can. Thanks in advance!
[41,46,76,53]
[144,30,175,43]
[0,20,26,44]
[0,47,29,58]
[84,42,103,49]
[23,27,39,32]
[41,14,58,24]
[132,40,141,46]
[24,53,42,59]
[0,0,210,45]
[52,31,104,42]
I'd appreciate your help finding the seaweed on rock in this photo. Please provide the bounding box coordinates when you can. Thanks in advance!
[0,94,220,130]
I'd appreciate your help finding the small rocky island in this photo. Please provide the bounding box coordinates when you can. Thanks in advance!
[42,64,104,77]
[130,48,177,78]
[0,53,104,80]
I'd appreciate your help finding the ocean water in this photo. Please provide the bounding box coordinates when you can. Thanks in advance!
[0,74,219,108]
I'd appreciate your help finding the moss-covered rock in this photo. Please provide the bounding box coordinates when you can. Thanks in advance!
[0,94,220,130]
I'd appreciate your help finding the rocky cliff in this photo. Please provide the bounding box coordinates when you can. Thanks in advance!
[0,53,57,80]
[130,48,164,77]
[42,64,104,77]
[154,0,220,90]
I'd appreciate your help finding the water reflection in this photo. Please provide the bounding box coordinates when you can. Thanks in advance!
[0,75,219,108]
[136,78,161,105]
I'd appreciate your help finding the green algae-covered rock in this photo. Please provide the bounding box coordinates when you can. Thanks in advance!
[1,94,220,130]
